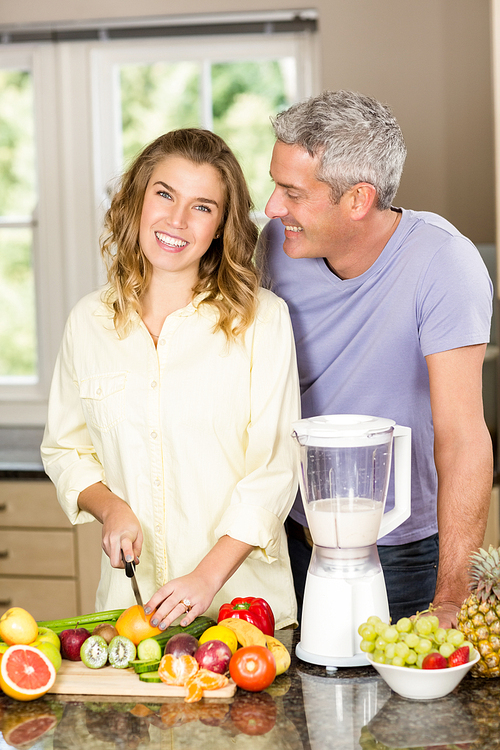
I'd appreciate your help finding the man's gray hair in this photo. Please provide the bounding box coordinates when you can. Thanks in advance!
[271,90,407,210]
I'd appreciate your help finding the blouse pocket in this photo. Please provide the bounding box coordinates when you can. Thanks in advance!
[80,372,127,432]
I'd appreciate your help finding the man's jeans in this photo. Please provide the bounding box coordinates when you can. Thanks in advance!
[285,517,439,624]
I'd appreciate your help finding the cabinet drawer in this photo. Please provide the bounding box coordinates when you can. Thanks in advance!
[0,481,70,528]
[0,578,78,620]
[0,530,76,576]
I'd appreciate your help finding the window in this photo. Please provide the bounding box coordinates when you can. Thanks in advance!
[0,14,317,424]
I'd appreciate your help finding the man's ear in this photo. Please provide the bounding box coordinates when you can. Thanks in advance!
[349,183,377,220]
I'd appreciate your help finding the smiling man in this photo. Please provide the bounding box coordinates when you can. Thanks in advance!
[258,90,494,627]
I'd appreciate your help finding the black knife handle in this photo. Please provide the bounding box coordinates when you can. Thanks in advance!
[121,551,135,578]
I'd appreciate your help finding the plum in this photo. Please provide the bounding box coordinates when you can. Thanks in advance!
[163,633,199,657]
[195,640,232,674]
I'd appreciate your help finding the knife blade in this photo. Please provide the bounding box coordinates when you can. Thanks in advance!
[123,556,144,609]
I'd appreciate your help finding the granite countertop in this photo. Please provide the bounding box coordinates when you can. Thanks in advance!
[0,425,46,477]
[1,628,499,750]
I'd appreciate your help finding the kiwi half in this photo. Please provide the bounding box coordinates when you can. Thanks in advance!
[80,635,109,669]
[108,636,136,669]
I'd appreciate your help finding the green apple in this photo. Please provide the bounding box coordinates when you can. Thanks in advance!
[35,640,62,671]
[35,626,61,650]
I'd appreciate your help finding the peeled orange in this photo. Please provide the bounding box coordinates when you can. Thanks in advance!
[115,605,162,646]
[0,607,38,646]
[158,654,199,686]
[0,645,56,701]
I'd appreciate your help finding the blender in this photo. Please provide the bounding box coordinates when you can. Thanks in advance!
[292,414,411,668]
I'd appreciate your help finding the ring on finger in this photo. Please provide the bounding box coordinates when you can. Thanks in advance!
[180,598,192,613]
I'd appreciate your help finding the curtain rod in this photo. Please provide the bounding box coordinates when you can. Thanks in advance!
[0,10,318,45]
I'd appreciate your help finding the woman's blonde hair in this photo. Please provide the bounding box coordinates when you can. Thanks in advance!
[101,128,260,340]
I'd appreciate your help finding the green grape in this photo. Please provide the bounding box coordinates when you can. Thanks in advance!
[358,624,377,641]
[375,636,387,651]
[394,641,410,660]
[406,649,418,665]
[395,617,412,633]
[415,617,433,636]
[372,649,386,664]
[366,615,383,626]
[404,632,420,649]
[416,653,426,668]
[360,639,375,653]
[446,629,465,647]
[439,642,455,659]
[415,638,432,654]
[391,656,405,667]
[425,615,440,632]
[374,621,388,636]
[385,643,396,660]
[383,626,398,643]
[433,627,447,644]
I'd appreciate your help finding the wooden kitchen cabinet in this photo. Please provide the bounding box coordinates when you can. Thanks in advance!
[0,480,101,620]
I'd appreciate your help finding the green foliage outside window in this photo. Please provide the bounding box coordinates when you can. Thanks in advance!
[0,71,37,378]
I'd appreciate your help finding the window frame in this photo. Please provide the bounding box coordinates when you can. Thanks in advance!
[0,28,318,425]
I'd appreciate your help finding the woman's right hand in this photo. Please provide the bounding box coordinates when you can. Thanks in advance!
[101,496,143,568]
[78,481,143,568]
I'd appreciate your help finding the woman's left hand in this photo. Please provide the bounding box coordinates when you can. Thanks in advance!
[144,535,254,630]
[144,573,216,629]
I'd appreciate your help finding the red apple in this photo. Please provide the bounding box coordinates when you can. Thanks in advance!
[422,651,448,670]
[195,640,232,674]
[60,626,91,661]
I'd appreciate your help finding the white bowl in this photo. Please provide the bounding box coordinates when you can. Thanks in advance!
[367,649,480,700]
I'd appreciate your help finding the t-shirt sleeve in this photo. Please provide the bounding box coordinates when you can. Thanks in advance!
[417,236,493,357]
[214,294,300,563]
[41,312,106,525]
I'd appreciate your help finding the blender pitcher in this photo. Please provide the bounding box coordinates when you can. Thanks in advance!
[292,414,411,668]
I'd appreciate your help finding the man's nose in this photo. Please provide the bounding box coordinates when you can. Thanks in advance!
[265,188,287,219]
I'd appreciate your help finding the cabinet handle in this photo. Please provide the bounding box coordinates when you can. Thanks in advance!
[0,551,9,559]
[0,600,12,607]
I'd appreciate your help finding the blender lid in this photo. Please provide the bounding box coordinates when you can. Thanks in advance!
[292,414,395,446]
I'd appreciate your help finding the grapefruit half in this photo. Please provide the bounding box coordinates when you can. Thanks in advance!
[0,645,56,701]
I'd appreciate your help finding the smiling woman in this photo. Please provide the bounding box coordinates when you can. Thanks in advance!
[41,128,300,633]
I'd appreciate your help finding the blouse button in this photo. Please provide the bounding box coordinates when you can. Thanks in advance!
[96,388,102,395]
[151,380,157,389]
[158,338,166,346]
[151,431,157,439]
[154,478,161,487]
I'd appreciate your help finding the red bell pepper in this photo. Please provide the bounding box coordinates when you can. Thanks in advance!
[217,597,275,636]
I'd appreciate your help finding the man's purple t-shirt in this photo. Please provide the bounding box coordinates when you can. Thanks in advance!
[259,208,493,545]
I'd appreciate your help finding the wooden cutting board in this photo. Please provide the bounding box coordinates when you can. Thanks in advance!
[47,660,237,699]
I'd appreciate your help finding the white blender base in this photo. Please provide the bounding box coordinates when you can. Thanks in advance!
[297,566,390,668]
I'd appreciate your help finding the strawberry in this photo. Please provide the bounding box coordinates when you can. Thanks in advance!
[448,646,470,667]
[422,652,447,669]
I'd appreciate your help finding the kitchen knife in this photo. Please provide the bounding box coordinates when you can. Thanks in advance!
[123,555,144,609]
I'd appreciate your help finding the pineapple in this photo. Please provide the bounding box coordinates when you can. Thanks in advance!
[457,545,500,678]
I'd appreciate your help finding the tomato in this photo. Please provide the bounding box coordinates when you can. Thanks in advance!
[230,692,278,735]
[229,646,276,692]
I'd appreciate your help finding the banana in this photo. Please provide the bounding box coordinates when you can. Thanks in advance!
[265,635,291,675]
[218,618,267,648]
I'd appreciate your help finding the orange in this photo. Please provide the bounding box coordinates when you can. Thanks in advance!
[0,607,38,646]
[158,654,199,686]
[199,625,238,655]
[184,669,228,703]
[115,605,162,646]
[0,645,56,701]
